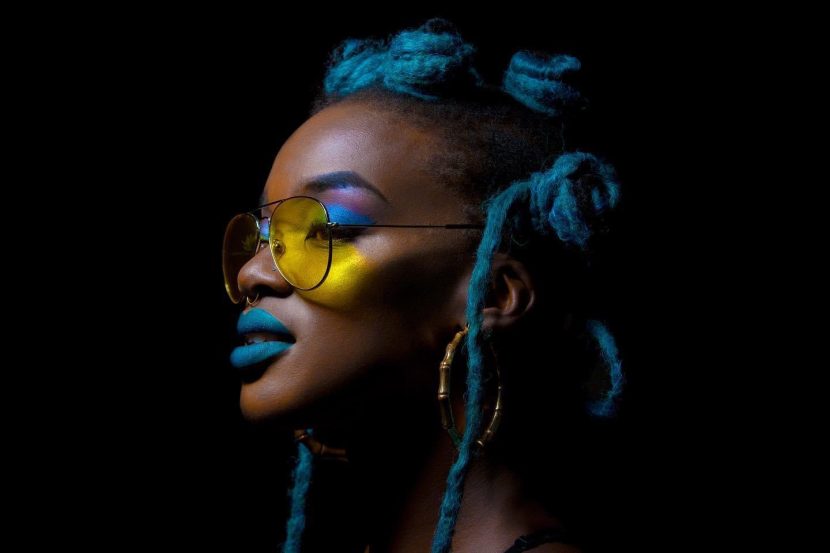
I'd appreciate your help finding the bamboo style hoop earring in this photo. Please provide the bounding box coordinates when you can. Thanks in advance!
[438,324,503,451]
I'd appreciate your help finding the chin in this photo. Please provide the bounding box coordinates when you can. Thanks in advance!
[238,379,308,430]
[238,370,379,437]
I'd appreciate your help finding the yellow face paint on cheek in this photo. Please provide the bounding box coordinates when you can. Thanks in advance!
[298,242,377,309]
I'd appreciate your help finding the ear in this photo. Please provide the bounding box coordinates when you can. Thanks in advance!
[480,251,536,332]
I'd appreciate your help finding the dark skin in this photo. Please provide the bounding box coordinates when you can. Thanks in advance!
[236,100,580,552]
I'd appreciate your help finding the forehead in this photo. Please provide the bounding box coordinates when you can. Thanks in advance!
[262,102,466,220]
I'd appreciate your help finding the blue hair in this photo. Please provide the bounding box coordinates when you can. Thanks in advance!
[585,320,625,418]
[323,17,483,101]
[283,17,625,553]
[279,428,315,553]
[432,152,622,552]
[502,50,584,117]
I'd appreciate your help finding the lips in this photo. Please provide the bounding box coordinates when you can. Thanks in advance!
[237,307,295,339]
[230,308,296,370]
[243,331,291,346]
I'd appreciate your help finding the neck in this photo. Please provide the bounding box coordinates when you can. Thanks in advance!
[337,393,570,553]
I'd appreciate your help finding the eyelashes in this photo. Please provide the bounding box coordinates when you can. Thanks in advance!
[307,221,367,244]
[319,204,377,245]
[331,226,366,242]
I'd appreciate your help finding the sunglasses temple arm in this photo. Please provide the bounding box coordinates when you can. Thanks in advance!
[330,223,484,229]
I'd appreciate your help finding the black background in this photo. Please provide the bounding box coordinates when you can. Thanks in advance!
[46,7,731,552]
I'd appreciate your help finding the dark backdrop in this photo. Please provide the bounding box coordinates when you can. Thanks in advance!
[61,7,724,552]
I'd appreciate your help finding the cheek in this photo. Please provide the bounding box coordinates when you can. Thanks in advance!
[297,237,466,318]
[297,242,378,309]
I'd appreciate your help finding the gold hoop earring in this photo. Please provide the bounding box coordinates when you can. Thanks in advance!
[245,293,260,307]
[437,324,503,452]
[293,428,349,462]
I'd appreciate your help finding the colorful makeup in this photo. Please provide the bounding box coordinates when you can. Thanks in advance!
[230,308,295,369]
[259,218,270,242]
[326,203,376,226]
[299,202,378,309]
[230,341,293,369]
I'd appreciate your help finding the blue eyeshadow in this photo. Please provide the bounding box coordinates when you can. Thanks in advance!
[259,218,270,242]
[326,203,375,226]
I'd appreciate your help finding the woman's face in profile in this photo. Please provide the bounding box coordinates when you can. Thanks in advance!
[235,100,477,427]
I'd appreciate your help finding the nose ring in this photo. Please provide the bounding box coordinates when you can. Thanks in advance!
[245,293,261,307]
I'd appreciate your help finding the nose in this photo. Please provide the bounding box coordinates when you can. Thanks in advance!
[237,238,293,303]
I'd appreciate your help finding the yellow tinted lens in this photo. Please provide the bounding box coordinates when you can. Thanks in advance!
[271,197,331,289]
[223,213,260,303]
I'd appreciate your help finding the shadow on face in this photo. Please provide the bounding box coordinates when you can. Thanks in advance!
[234,100,481,431]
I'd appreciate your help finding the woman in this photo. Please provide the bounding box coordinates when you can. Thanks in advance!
[222,17,624,553]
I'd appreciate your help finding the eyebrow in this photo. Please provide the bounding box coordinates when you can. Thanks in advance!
[300,171,389,203]
[257,171,389,207]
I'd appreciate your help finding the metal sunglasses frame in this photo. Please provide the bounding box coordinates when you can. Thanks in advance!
[225,195,484,300]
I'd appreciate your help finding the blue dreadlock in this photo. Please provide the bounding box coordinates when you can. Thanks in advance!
[433,151,622,553]
[322,17,484,100]
[279,17,625,553]
[281,428,314,553]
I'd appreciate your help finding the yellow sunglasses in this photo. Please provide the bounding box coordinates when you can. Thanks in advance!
[222,195,484,303]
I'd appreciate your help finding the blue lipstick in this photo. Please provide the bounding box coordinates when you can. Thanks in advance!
[230,341,293,369]
[230,308,295,369]
[237,308,293,336]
